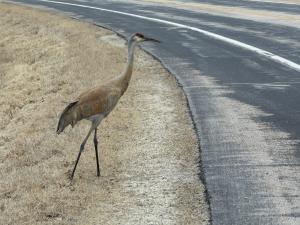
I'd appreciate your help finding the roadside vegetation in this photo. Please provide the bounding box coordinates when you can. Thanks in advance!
[0,3,209,225]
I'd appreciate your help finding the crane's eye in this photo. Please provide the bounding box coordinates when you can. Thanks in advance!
[136,33,144,38]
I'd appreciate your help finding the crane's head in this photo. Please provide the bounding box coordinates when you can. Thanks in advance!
[131,32,160,43]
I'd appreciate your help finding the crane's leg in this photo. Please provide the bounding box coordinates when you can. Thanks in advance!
[94,128,100,177]
[70,124,95,180]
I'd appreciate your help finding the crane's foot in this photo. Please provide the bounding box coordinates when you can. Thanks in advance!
[69,171,75,181]
[69,174,74,181]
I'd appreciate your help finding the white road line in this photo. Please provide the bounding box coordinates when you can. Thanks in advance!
[36,0,300,72]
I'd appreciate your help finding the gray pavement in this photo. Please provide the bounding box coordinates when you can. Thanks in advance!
[11,0,300,224]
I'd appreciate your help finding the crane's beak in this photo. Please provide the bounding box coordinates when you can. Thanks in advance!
[144,37,161,43]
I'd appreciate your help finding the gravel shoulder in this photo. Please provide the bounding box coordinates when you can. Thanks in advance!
[0,3,209,225]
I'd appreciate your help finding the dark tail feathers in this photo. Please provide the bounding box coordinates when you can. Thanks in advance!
[57,101,78,134]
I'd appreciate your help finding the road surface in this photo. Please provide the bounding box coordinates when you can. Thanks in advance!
[8,0,300,224]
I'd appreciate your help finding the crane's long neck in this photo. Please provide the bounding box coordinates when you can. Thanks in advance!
[118,39,137,94]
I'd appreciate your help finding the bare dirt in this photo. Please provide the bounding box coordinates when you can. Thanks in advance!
[0,3,209,225]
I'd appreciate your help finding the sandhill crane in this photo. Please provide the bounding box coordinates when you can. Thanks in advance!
[57,32,160,180]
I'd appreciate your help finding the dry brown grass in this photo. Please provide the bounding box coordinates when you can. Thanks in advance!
[0,3,209,225]
[136,0,300,28]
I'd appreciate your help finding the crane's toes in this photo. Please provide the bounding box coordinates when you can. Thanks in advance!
[65,169,73,180]
[69,175,74,181]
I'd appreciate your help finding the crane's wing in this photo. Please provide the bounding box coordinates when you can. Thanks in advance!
[57,84,122,134]
[75,86,121,118]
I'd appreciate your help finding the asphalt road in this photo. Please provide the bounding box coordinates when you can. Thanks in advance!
[10,0,300,224]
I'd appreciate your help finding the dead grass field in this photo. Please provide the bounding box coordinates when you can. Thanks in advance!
[134,0,300,28]
[0,3,209,225]
[250,0,300,4]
